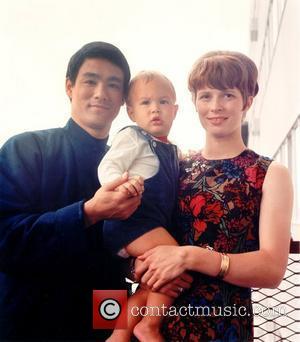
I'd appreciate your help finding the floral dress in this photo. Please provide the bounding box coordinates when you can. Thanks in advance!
[162,149,272,341]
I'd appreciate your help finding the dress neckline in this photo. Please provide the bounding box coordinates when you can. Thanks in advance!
[199,148,249,162]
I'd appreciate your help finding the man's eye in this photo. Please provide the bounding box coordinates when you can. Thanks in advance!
[109,83,121,90]
[85,80,96,85]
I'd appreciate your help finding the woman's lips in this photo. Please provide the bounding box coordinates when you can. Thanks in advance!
[208,117,227,124]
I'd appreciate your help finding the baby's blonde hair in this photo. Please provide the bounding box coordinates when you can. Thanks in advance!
[126,71,176,105]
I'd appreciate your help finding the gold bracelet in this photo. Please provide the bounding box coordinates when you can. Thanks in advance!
[218,253,230,279]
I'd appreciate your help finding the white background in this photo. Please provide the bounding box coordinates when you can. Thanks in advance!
[0,0,251,152]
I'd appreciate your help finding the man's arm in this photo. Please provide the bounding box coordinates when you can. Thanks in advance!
[0,134,141,275]
[83,174,142,227]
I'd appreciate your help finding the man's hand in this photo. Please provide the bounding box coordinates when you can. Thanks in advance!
[115,175,144,197]
[83,173,143,227]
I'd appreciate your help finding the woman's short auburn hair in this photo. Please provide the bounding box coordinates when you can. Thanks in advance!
[188,51,259,108]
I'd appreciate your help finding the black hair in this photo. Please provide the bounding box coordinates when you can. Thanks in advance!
[66,41,131,95]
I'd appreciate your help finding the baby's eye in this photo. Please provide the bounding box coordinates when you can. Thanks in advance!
[141,100,150,105]
[160,99,170,104]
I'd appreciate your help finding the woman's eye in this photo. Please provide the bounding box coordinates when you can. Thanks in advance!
[199,94,210,100]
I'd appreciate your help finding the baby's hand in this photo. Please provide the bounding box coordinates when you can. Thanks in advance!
[116,175,144,197]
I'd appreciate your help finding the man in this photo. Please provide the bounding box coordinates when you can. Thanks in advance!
[0,42,142,340]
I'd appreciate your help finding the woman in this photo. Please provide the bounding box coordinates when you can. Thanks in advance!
[135,51,293,341]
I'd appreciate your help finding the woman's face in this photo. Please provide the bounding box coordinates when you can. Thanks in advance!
[195,86,252,139]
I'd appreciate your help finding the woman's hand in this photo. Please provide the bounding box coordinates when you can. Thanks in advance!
[135,245,187,290]
[158,272,193,298]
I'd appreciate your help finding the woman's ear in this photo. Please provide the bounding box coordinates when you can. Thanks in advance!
[242,112,247,122]
[244,96,254,111]
[192,92,197,105]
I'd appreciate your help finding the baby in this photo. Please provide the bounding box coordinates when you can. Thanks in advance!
[98,71,180,341]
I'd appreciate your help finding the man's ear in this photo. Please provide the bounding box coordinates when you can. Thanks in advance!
[126,105,135,122]
[65,79,73,101]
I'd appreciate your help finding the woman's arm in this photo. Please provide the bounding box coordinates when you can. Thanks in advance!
[223,161,293,288]
[136,162,293,290]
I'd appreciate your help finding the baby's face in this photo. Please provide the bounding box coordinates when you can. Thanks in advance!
[127,76,178,137]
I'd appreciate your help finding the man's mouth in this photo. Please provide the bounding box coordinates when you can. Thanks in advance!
[89,104,110,110]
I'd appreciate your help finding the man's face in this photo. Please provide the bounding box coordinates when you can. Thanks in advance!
[66,58,125,138]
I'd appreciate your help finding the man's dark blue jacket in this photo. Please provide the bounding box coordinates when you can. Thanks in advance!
[0,119,124,340]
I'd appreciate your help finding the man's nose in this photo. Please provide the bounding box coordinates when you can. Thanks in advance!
[94,83,108,100]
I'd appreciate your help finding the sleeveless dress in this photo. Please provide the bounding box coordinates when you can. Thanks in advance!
[162,149,272,342]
